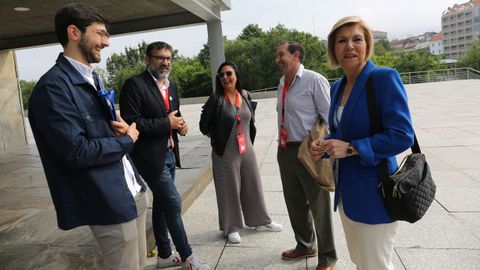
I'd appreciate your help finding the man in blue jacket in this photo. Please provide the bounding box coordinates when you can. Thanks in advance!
[28,3,147,270]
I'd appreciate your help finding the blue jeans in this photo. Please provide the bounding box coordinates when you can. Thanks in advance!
[148,151,192,260]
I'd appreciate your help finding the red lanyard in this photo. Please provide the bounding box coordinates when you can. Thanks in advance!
[157,84,174,148]
[225,90,240,108]
[160,87,170,111]
[281,80,290,128]
[225,90,242,134]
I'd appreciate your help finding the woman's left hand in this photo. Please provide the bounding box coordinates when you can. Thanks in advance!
[322,139,351,159]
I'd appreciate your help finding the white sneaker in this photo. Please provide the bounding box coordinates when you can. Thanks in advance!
[182,254,210,270]
[255,221,283,232]
[227,232,241,243]
[157,250,181,268]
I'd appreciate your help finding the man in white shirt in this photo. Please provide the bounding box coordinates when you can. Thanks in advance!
[275,41,337,270]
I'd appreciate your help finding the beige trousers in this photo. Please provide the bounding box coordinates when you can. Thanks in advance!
[339,202,398,270]
[90,191,148,270]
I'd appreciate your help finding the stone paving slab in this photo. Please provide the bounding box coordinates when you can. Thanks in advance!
[0,102,212,269]
[174,80,480,270]
[2,80,480,269]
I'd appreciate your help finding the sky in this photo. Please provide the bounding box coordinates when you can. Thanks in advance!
[14,0,461,81]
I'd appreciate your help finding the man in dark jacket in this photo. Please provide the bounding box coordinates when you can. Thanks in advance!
[28,3,147,270]
[119,41,209,270]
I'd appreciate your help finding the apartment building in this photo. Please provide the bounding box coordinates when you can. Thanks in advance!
[373,30,388,43]
[430,33,444,55]
[442,0,480,59]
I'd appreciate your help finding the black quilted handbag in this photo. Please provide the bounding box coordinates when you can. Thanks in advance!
[366,75,436,223]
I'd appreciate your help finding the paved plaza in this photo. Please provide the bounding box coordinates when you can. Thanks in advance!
[1,80,480,269]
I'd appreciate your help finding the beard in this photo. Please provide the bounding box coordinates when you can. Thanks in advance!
[148,65,170,80]
[79,35,101,64]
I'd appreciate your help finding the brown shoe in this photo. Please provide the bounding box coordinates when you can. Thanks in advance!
[281,248,317,261]
[316,264,333,270]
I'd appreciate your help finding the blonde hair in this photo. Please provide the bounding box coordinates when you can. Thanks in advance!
[327,16,374,68]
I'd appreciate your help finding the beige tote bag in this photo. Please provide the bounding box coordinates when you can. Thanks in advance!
[297,121,335,192]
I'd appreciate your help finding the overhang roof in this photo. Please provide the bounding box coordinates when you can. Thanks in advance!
[0,0,230,50]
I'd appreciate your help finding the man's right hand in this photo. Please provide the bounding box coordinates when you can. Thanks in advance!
[168,110,185,130]
[127,122,139,142]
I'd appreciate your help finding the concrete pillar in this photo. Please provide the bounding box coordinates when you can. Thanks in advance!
[0,50,27,150]
[207,20,225,90]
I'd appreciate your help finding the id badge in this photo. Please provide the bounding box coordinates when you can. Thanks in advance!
[237,133,247,154]
[279,127,288,149]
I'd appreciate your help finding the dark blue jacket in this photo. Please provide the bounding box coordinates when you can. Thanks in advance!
[329,60,414,224]
[28,53,146,230]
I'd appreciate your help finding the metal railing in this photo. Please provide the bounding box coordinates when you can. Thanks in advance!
[399,67,480,84]
[250,67,480,92]
[250,86,277,93]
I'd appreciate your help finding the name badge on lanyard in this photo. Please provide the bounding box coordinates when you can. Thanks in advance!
[279,80,290,149]
[225,91,247,154]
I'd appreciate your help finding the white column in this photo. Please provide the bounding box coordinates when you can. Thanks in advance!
[207,20,225,91]
[0,50,27,150]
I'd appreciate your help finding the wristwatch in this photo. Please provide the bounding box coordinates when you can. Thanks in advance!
[346,142,355,155]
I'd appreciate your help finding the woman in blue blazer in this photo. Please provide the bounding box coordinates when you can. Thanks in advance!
[311,16,414,270]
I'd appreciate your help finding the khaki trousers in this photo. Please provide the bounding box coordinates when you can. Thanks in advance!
[339,202,398,270]
[90,191,148,270]
[277,145,337,267]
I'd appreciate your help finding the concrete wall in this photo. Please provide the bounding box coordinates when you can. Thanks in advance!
[0,50,26,150]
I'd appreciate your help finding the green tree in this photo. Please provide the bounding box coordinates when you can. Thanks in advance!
[170,56,211,97]
[372,51,397,68]
[222,24,328,91]
[197,43,210,68]
[374,39,392,55]
[19,80,36,109]
[238,24,263,41]
[394,49,445,73]
[459,40,480,70]
[106,41,148,92]
[106,41,184,93]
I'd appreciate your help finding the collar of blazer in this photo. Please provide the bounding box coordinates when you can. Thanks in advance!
[141,70,177,114]
[330,60,376,140]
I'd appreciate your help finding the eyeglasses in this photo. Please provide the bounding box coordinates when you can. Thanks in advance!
[217,71,234,78]
[95,30,110,40]
[150,55,173,62]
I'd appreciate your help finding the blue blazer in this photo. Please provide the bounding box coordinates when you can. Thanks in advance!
[329,60,414,224]
[28,53,146,230]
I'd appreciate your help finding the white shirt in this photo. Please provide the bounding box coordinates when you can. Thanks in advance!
[65,55,142,197]
[149,72,174,148]
[276,64,331,142]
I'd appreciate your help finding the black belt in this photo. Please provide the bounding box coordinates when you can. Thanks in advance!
[286,141,302,146]
[167,146,174,152]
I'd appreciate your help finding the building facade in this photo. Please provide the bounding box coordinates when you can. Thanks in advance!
[373,30,388,43]
[442,0,480,59]
[430,33,444,55]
